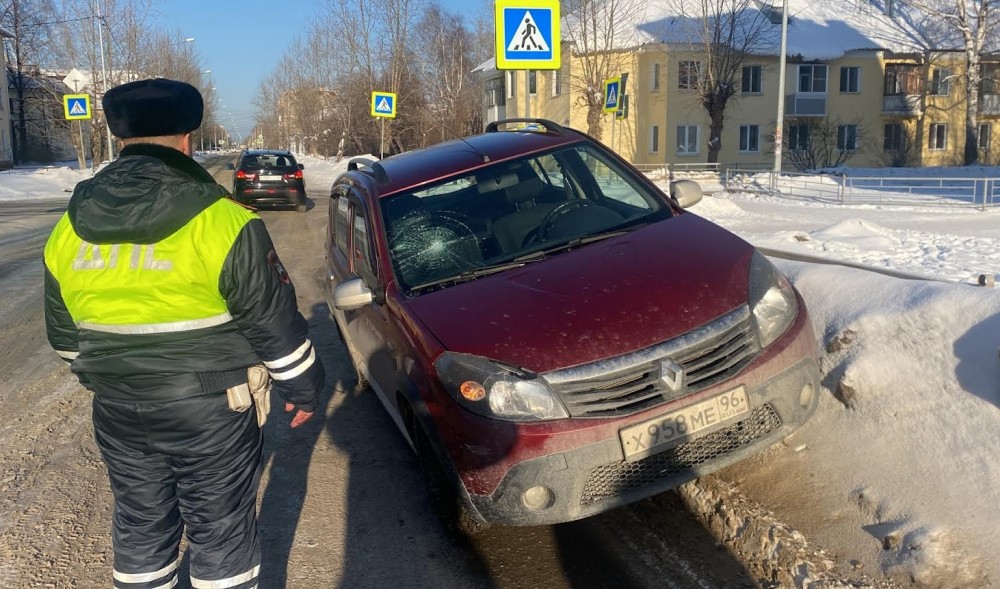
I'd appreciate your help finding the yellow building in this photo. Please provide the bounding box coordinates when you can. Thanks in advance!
[483,1,999,170]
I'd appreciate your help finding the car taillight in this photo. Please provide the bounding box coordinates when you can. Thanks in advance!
[283,171,303,180]
[236,170,247,180]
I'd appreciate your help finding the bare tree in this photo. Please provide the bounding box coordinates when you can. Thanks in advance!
[48,0,184,162]
[667,0,775,162]
[781,116,869,171]
[561,0,646,140]
[881,123,920,167]
[1,0,58,163]
[900,0,999,164]
[414,5,485,143]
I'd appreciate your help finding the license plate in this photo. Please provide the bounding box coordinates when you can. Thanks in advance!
[619,386,750,461]
[259,174,282,181]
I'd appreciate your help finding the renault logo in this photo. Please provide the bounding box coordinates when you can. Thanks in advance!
[658,358,685,394]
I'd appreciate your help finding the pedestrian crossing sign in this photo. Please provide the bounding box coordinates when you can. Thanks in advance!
[494,0,560,70]
[371,91,397,118]
[603,77,621,113]
[63,94,92,120]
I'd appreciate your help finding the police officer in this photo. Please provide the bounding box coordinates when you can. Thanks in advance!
[43,78,325,589]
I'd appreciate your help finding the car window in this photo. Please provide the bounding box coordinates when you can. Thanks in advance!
[240,155,262,170]
[241,153,296,170]
[335,196,350,255]
[352,212,376,281]
[381,143,672,294]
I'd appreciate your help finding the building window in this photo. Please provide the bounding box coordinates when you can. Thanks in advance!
[739,124,760,152]
[676,125,699,154]
[982,64,1000,95]
[837,124,859,151]
[678,60,701,90]
[742,65,762,94]
[651,63,661,91]
[649,125,660,153]
[931,68,951,96]
[486,77,505,107]
[979,123,991,151]
[884,123,905,151]
[884,64,922,95]
[528,70,537,95]
[506,71,516,99]
[798,64,828,93]
[552,70,561,96]
[929,123,948,150]
[840,66,860,93]
[788,124,810,151]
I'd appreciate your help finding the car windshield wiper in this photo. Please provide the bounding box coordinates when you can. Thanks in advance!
[409,257,544,292]
[525,226,643,258]
[408,227,641,293]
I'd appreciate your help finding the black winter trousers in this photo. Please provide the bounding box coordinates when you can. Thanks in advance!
[93,391,263,589]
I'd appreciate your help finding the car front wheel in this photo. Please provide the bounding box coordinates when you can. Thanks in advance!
[410,413,488,538]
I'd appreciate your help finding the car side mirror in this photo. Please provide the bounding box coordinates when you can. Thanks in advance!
[225,163,235,170]
[333,278,374,310]
[669,179,703,209]
[298,163,305,170]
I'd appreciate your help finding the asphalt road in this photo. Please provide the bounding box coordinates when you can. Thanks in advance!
[0,153,761,588]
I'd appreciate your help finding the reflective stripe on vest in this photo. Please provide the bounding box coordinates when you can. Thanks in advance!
[44,198,258,334]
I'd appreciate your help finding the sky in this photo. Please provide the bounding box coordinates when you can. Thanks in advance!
[152,0,491,140]
[10,159,1000,586]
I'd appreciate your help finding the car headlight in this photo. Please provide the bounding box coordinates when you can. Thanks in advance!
[748,250,798,348]
[434,352,569,421]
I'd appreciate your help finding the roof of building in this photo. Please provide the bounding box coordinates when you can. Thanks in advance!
[583,0,992,61]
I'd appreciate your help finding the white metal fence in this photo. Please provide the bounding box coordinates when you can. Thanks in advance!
[634,161,1000,209]
[723,170,1000,210]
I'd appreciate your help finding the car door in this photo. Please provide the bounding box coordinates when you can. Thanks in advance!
[330,187,403,414]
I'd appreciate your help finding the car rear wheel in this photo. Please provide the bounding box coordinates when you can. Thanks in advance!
[409,410,488,538]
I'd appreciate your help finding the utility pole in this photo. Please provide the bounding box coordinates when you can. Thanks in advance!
[96,2,114,160]
[772,0,789,181]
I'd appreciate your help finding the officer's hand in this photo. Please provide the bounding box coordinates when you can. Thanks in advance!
[285,403,314,428]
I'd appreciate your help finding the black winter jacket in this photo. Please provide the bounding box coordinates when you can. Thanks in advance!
[43,143,323,411]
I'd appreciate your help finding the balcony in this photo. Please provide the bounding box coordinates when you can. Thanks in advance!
[981,94,1000,115]
[883,94,921,116]
[785,94,827,116]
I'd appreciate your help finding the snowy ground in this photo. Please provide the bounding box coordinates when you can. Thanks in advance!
[11,158,1000,586]
[668,176,1000,587]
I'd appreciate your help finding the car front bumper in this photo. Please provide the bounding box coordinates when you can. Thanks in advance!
[463,356,820,526]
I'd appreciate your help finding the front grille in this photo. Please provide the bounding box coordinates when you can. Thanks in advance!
[545,307,760,418]
[580,404,781,505]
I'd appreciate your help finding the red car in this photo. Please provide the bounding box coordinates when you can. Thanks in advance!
[324,119,820,532]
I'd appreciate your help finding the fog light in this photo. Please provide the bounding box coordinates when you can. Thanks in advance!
[799,383,814,408]
[522,486,555,511]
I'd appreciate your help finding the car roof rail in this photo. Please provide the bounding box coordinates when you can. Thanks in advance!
[348,157,389,185]
[485,118,568,134]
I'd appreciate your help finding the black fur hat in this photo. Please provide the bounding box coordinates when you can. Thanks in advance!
[102,78,203,139]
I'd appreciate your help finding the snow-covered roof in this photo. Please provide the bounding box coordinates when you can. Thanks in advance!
[611,0,991,61]
[472,57,496,74]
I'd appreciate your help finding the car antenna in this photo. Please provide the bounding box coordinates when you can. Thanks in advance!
[459,137,490,163]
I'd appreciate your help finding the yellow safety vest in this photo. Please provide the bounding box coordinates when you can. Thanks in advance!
[44,198,257,334]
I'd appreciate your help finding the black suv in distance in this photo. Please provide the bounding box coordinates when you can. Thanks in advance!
[226,149,307,212]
